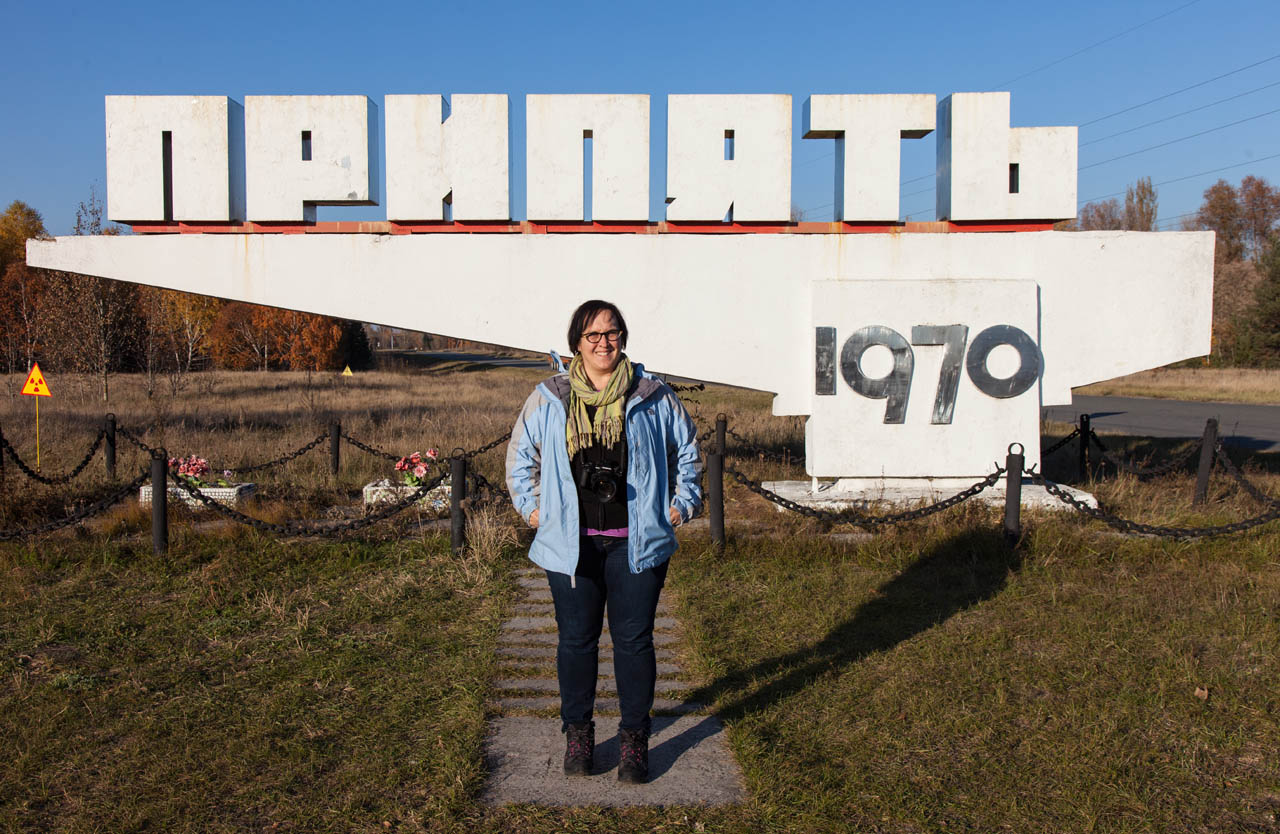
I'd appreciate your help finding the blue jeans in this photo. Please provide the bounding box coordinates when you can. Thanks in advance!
[545,535,668,733]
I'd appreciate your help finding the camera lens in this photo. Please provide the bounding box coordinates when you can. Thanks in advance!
[590,471,617,502]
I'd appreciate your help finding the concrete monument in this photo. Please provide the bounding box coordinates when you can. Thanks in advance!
[29,92,1214,498]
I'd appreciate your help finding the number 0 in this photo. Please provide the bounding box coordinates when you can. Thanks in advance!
[965,325,1041,399]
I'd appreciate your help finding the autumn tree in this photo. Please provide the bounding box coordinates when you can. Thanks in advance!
[1076,198,1124,230]
[1123,176,1157,232]
[0,203,49,373]
[1238,175,1280,261]
[1251,237,1280,364]
[1197,179,1246,262]
[289,314,342,371]
[40,188,141,401]
[0,264,47,373]
[209,302,275,370]
[0,201,47,277]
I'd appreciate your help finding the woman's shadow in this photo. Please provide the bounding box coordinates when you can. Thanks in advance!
[644,527,1022,777]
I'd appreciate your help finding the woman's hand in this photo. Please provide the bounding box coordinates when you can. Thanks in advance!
[528,509,540,529]
[668,506,681,526]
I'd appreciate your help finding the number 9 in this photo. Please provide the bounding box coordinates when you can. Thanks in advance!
[840,325,914,424]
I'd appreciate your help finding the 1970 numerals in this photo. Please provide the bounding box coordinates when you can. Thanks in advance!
[815,324,1040,424]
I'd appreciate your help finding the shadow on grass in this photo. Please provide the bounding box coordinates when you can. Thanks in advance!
[1039,430,1280,484]
[691,527,1020,724]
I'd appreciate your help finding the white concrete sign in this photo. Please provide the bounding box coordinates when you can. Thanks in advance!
[385,94,509,221]
[810,280,1042,477]
[102,92,1076,223]
[26,91,1216,486]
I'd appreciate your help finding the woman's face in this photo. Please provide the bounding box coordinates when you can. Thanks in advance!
[577,309,623,378]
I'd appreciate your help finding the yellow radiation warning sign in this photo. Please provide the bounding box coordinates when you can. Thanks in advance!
[21,362,51,397]
[341,365,353,376]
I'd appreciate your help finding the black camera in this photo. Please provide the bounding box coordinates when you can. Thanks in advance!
[577,461,623,503]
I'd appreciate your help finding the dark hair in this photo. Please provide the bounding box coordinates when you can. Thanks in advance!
[567,300,629,354]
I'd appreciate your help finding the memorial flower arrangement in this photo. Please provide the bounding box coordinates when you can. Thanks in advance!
[394,449,440,486]
[168,455,233,488]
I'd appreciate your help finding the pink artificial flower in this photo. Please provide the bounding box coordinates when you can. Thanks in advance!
[425,448,438,460]
[410,451,422,464]
[413,464,428,478]
[395,457,409,472]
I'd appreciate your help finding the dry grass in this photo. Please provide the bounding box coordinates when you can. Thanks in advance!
[1074,366,1280,404]
[3,363,1280,832]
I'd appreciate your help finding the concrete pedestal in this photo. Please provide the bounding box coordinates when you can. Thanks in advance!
[761,477,1096,512]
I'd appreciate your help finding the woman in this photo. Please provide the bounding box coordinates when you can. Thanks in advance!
[505,299,702,784]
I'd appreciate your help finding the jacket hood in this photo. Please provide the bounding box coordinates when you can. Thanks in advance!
[541,361,665,410]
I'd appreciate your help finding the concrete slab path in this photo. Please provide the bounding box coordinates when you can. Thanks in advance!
[482,566,744,807]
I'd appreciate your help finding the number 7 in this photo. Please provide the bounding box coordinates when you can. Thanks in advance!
[911,325,969,424]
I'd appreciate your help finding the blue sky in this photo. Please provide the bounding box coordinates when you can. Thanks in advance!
[3,0,1277,234]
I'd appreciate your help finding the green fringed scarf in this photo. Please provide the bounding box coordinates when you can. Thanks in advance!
[566,353,633,458]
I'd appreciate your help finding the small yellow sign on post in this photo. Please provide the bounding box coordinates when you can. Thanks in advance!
[341,365,353,377]
[20,362,50,471]
[21,362,51,397]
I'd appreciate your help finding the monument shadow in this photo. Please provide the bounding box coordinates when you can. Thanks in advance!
[689,527,1021,725]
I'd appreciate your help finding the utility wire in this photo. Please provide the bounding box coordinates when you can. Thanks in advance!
[1079,107,1280,170]
[995,0,1204,87]
[1078,151,1280,203]
[1080,52,1280,127]
[1082,80,1280,146]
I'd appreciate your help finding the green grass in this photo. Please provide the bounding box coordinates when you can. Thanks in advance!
[3,367,1280,832]
[1,527,513,832]
[4,511,1277,833]
[674,515,1280,833]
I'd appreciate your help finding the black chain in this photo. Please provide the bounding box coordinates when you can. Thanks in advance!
[1213,444,1280,507]
[669,382,705,393]
[1,429,105,485]
[0,470,151,541]
[724,464,1003,529]
[1041,428,1080,457]
[216,432,329,474]
[467,469,515,508]
[117,426,162,457]
[167,468,450,538]
[340,430,402,461]
[1090,431,1200,478]
[458,431,512,460]
[1025,467,1280,538]
[339,429,510,463]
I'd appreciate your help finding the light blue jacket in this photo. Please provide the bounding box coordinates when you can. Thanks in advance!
[505,364,703,576]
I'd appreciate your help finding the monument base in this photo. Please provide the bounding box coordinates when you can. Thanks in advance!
[761,477,1097,513]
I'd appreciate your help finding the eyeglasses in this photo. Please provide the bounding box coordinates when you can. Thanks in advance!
[582,329,622,344]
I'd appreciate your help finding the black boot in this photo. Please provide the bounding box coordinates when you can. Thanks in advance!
[563,721,594,776]
[617,727,649,784]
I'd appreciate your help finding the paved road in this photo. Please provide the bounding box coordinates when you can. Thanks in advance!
[1043,395,1280,452]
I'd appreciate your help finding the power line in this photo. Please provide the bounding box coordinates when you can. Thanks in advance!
[1081,80,1280,146]
[1078,151,1280,204]
[995,0,1204,87]
[801,51,1280,193]
[1079,107,1280,170]
[1080,52,1280,127]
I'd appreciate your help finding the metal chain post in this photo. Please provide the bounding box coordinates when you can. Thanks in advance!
[329,421,341,476]
[1078,414,1091,482]
[709,414,727,550]
[104,413,117,479]
[151,449,168,556]
[1193,417,1219,505]
[451,450,468,554]
[1004,443,1024,543]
